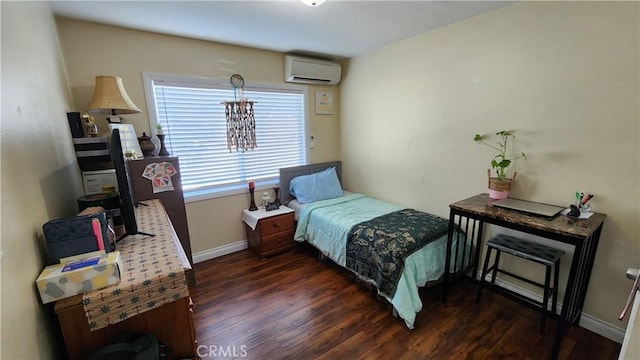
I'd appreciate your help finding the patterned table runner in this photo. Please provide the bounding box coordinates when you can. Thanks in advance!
[82,199,190,330]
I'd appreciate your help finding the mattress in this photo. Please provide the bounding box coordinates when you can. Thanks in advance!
[293,193,468,329]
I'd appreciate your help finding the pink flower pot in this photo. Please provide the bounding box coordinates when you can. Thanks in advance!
[489,189,510,199]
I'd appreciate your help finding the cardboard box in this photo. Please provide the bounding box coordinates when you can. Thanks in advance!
[82,169,118,195]
[36,251,122,304]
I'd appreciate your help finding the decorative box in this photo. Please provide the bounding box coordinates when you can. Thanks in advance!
[36,251,122,304]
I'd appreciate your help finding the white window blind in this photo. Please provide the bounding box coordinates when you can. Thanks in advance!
[144,74,308,200]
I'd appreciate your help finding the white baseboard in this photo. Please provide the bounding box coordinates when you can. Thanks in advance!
[478,273,626,343]
[580,311,626,344]
[192,239,247,264]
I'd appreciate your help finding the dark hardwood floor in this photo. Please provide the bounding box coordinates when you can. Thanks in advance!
[190,245,621,360]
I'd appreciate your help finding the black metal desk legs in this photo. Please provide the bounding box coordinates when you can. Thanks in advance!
[442,215,455,303]
[550,225,603,360]
[442,209,484,302]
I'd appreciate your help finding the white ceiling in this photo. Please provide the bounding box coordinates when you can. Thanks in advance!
[49,0,514,60]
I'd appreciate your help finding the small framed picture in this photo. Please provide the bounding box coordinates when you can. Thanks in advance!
[315,91,333,115]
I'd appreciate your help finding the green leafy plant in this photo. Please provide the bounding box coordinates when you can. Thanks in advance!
[473,130,526,181]
[155,123,163,130]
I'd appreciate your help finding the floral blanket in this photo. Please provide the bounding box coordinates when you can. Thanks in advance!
[345,209,449,298]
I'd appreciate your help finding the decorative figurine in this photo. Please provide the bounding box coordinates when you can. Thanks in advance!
[567,204,580,218]
[266,202,280,211]
[82,113,98,137]
[138,132,156,157]
[261,192,271,208]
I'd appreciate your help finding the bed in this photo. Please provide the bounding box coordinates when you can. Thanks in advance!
[279,161,469,329]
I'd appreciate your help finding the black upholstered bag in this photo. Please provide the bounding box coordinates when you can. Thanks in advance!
[42,212,113,264]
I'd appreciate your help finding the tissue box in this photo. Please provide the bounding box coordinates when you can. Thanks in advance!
[36,251,122,304]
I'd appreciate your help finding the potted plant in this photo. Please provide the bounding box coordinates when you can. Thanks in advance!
[473,130,526,199]
[155,123,164,135]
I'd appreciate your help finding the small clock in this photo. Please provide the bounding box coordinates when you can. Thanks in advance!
[230,74,245,89]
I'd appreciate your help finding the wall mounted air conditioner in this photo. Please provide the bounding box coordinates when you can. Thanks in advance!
[284,55,342,85]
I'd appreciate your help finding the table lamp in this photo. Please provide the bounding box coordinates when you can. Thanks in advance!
[86,75,141,123]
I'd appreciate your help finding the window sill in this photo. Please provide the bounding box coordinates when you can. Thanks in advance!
[184,179,280,204]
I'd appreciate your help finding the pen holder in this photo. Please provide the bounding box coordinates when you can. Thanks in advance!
[576,200,591,213]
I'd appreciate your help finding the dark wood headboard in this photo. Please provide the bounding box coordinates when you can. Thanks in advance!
[278,161,342,204]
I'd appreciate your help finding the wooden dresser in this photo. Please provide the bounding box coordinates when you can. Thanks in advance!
[54,200,196,360]
[127,156,195,286]
[243,207,295,258]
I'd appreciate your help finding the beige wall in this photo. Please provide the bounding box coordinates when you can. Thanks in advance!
[55,18,341,254]
[1,2,81,358]
[340,1,639,329]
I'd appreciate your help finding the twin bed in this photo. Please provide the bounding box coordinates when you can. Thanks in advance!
[279,161,469,329]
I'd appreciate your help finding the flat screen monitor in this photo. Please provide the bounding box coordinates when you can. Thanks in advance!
[109,129,154,240]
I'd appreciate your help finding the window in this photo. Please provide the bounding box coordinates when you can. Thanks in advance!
[143,73,308,202]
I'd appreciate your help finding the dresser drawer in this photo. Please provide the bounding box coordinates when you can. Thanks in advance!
[244,208,295,259]
[261,229,295,254]
[260,213,294,237]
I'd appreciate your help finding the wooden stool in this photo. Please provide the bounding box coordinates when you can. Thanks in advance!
[476,233,564,334]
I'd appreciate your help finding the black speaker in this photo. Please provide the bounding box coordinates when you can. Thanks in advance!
[67,112,84,138]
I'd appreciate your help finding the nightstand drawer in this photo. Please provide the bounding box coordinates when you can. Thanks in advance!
[260,213,294,237]
[262,230,294,253]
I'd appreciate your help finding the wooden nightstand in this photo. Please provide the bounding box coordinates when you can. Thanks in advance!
[243,206,295,258]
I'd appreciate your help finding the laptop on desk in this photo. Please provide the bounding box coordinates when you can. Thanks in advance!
[492,198,565,217]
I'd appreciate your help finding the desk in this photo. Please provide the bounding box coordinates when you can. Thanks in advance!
[55,199,196,359]
[442,193,606,360]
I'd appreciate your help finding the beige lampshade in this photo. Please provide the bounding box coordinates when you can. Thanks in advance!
[86,75,142,115]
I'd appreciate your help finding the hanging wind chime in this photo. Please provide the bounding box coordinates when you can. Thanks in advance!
[223,74,256,152]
